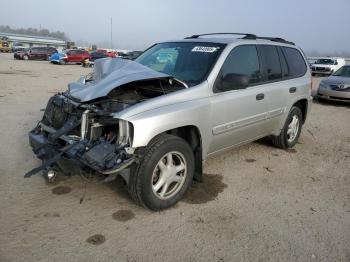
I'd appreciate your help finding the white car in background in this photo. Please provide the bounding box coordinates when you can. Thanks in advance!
[311,58,345,76]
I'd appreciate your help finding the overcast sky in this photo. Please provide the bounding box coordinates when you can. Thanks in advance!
[1,0,349,53]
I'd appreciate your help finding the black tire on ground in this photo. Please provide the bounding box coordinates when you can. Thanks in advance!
[271,106,303,149]
[127,134,195,211]
[60,59,66,65]
[317,97,327,103]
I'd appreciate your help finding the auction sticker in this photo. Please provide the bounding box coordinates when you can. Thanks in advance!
[192,46,220,52]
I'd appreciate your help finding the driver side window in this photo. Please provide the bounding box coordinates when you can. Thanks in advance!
[215,45,261,92]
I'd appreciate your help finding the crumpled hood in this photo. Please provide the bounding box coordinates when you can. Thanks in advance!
[68,58,170,102]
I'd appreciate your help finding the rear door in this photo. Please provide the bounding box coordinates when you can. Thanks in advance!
[257,45,308,132]
[208,45,270,154]
[256,45,287,132]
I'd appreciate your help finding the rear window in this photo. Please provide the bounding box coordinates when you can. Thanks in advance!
[282,47,307,78]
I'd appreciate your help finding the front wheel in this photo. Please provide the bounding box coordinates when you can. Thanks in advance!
[23,55,29,60]
[128,134,194,210]
[271,106,303,149]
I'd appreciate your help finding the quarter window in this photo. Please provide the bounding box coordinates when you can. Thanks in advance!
[216,45,261,91]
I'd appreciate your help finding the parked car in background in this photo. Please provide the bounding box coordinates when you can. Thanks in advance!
[14,47,58,60]
[82,51,109,67]
[120,51,143,60]
[90,51,108,61]
[311,58,345,76]
[49,51,68,64]
[64,49,91,64]
[50,49,91,64]
[96,49,117,58]
[11,43,26,53]
[317,65,350,103]
[26,33,312,210]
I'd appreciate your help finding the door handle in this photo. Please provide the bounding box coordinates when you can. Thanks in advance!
[289,87,297,93]
[256,93,265,100]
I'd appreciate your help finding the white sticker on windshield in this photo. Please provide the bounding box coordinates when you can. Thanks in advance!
[192,46,220,53]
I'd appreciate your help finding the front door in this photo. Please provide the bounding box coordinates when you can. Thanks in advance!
[208,45,270,154]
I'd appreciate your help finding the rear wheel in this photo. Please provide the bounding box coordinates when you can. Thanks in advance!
[128,134,194,210]
[271,106,302,149]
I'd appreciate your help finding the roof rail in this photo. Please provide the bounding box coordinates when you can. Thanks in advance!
[256,37,295,45]
[184,33,257,40]
[184,33,295,45]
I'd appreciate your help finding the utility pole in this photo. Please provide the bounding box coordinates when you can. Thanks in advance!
[110,17,113,49]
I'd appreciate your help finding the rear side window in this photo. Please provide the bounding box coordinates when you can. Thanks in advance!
[282,47,307,77]
[258,45,282,81]
[219,45,261,88]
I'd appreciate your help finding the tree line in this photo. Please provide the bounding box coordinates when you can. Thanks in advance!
[0,25,68,40]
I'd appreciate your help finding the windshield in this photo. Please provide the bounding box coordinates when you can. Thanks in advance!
[315,59,336,65]
[135,42,225,85]
[333,66,350,77]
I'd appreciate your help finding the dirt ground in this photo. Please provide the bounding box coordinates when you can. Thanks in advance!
[0,53,349,262]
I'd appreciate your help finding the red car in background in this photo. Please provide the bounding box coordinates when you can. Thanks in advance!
[64,49,91,64]
[14,47,57,60]
[96,49,117,58]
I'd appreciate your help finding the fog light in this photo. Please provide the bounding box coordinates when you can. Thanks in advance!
[47,170,57,182]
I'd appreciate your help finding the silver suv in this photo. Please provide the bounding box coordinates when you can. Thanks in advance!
[27,33,312,210]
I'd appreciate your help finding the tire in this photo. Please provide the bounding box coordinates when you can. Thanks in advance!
[271,106,303,149]
[317,97,327,104]
[59,59,66,65]
[128,134,195,211]
[23,55,29,60]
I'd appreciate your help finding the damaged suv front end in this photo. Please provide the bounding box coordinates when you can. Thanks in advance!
[27,94,135,179]
[26,57,187,180]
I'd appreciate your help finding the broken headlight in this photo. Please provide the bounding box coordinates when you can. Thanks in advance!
[117,119,133,147]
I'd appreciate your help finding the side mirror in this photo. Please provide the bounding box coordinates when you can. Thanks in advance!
[217,73,249,91]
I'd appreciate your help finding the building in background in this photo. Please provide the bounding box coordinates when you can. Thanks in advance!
[0,32,66,50]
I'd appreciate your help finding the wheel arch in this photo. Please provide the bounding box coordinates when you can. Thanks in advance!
[140,125,203,182]
[293,98,308,124]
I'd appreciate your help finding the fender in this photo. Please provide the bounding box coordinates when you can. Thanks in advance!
[120,98,212,159]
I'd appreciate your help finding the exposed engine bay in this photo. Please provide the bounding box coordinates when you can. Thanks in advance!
[26,58,187,180]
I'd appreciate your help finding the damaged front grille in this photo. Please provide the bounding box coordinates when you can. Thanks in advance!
[43,95,78,129]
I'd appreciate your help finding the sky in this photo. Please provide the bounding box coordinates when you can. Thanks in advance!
[1,0,349,54]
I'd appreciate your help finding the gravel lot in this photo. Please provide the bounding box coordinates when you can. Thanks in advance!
[0,53,349,262]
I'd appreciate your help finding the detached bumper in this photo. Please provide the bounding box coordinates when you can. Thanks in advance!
[26,123,135,178]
